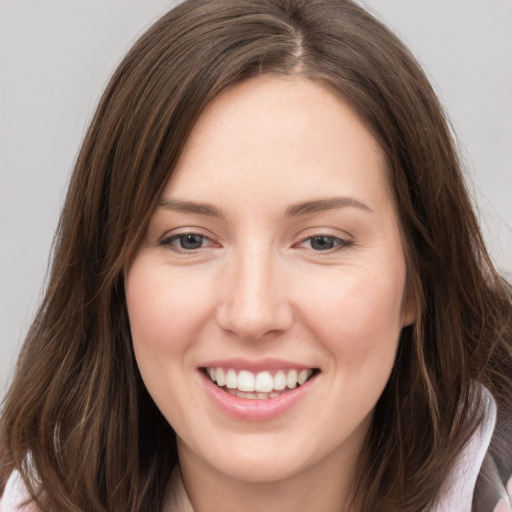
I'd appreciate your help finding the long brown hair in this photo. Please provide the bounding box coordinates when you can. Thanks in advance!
[1,1,511,510]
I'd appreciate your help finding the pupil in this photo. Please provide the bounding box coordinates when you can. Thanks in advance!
[180,234,203,249]
[311,236,334,250]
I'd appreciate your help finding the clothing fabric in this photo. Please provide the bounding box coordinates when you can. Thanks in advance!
[429,389,511,511]
[2,391,511,511]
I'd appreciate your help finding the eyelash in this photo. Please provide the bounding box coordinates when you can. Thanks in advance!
[160,233,213,253]
[295,235,353,252]
[160,232,353,254]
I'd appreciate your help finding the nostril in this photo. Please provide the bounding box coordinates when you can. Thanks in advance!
[215,300,294,341]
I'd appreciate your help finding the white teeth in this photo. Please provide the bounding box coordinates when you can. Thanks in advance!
[238,370,255,392]
[237,391,257,399]
[286,369,298,389]
[225,369,237,389]
[216,368,226,387]
[273,370,287,390]
[298,369,308,385]
[254,371,273,392]
[206,367,314,396]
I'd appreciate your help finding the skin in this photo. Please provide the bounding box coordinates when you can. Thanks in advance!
[125,75,415,512]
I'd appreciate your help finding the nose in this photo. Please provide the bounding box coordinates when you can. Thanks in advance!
[215,246,293,341]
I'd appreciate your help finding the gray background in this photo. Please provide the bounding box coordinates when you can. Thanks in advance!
[1,0,511,394]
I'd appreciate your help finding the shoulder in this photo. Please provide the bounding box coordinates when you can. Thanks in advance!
[434,387,512,511]
[0,471,39,512]
[492,476,512,512]
[493,477,512,512]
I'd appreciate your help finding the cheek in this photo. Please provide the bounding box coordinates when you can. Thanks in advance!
[300,268,406,427]
[125,264,211,356]
[300,267,406,368]
[125,262,214,421]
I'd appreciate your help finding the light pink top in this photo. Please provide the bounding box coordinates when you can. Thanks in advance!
[1,391,511,511]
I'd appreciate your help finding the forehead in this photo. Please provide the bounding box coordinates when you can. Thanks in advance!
[164,75,391,214]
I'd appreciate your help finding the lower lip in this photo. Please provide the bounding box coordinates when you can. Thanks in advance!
[201,371,316,421]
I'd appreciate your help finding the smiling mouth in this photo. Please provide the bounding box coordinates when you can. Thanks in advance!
[203,367,319,400]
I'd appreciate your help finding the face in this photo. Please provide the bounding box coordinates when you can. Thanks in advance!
[125,76,414,486]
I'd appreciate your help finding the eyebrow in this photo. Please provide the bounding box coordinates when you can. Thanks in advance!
[158,198,223,217]
[157,196,373,218]
[285,197,373,216]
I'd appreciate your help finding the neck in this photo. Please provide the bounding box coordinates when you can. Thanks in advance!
[175,441,360,512]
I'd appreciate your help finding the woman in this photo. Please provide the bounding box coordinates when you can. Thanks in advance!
[1,0,511,510]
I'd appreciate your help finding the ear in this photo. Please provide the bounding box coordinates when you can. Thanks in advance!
[401,280,417,327]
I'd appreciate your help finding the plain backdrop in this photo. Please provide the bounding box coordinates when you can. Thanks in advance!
[1,0,511,394]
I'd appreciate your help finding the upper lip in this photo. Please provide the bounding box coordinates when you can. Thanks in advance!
[200,358,316,372]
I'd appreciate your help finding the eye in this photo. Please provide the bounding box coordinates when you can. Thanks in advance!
[161,233,213,252]
[297,235,352,252]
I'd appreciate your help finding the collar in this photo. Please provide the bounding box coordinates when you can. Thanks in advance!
[432,385,497,511]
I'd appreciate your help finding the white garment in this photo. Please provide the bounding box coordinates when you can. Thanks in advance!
[430,389,511,511]
[2,394,511,512]
[0,473,38,512]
